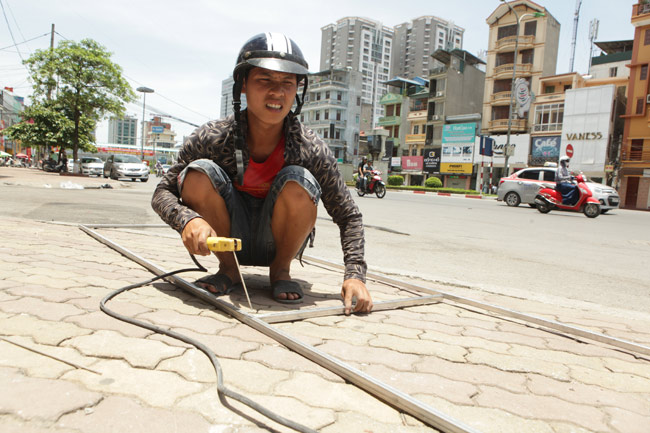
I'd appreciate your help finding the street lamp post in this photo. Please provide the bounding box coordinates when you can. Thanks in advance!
[500,0,544,176]
[136,86,154,161]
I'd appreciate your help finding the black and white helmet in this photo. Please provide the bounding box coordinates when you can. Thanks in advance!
[232,32,309,116]
[560,155,570,165]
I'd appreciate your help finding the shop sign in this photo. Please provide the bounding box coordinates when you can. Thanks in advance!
[401,156,423,171]
[440,162,473,174]
[423,148,440,174]
[531,136,561,158]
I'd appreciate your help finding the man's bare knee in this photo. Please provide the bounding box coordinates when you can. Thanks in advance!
[181,170,217,207]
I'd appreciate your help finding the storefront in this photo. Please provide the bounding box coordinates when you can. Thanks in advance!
[441,123,476,189]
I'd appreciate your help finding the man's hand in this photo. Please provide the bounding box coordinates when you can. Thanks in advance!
[181,218,216,256]
[341,278,373,315]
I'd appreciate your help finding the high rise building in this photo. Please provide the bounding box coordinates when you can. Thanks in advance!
[108,116,138,146]
[301,68,363,163]
[220,76,246,119]
[320,17,394,126]
[392,16,464,80]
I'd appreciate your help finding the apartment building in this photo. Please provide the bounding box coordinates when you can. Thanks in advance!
[301,68,363,163]
[589,40,633,79]
[482,0,560,140]
[107,116,138,146]
[321,17,394,127]
[392,16,464,80]
[620,1,650,210]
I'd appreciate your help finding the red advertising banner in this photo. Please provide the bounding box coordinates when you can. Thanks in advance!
[401,156,423,171]
[97,146,153,156]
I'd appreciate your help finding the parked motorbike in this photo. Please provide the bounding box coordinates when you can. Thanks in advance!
[42,158,68,173]
[356,169,386,199]
[534,174,601,218]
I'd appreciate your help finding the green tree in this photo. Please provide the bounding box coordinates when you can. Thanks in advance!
[4,101,97,158]
[24,38,135,161]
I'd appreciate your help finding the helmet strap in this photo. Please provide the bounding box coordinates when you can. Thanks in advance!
[293,76,308,116]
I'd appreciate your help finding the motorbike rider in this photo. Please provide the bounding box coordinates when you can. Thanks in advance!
[555,156,578,205]
[155,160,163,177]
[357,156,373,191]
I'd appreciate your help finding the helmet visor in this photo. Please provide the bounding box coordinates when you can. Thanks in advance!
[246,57,309,76]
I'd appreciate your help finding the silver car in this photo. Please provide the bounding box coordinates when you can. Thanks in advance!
[103,154,149,182]
[497,167,619,213]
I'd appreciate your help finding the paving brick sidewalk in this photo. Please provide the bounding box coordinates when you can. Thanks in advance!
[1,217,649,433]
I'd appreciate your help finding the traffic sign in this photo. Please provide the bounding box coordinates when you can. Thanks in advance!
[152,126,164,133]
[566,144,574,158]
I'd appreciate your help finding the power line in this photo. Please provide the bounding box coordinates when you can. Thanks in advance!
[0,32,48,51]
[0,0,24,62]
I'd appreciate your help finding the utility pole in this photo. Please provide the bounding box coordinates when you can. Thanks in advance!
[47,24,55,101]
[569,0,582,72]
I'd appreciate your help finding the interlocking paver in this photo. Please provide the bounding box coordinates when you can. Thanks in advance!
[63,329,185,368]
[370,334,468,362]
[0,367,102,420]
[57,395,215,433]
[474,385,609,432]
[0,297,85,321]
[62,359,203,407]
[2,211,650,433]
[0,313,91,345]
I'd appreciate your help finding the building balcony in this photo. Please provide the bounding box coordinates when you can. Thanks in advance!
[532,123,563,133]
[307,119,347,128]
[632,3,650,27]
[494,34,534,52]
[491,91,512,104]
[309,80,347,90]
[429,90,445,99]
[488,118,527,132]
[493,63,532,79]
[622,148,650,162]
[405,133,426,144]
[428,66,447,76]
[377,115,401,126]
[427,114,444,122]
[407,110,427,121]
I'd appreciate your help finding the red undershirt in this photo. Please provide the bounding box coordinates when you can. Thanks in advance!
[234,136,286,198]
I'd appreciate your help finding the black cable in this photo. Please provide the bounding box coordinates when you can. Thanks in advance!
[99,254,317,433]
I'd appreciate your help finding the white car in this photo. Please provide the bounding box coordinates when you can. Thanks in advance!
[80,157,104,176]
[103,154,149,182]
[497,167,619,213]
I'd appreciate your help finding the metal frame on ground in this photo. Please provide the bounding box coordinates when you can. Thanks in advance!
[79,223,650,433]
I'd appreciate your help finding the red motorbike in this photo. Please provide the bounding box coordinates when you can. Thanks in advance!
[534,174,601,218]
[356,169,386,199]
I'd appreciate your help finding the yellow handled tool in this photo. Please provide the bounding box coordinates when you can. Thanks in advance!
[206,237,242,252]
[205,237,252,309]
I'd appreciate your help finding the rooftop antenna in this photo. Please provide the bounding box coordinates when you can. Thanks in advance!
[588,19,600,74]
[569,0,583,72]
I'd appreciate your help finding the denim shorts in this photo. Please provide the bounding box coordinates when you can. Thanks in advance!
[178,159,321,266]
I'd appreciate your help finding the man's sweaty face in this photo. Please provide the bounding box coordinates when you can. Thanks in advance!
[243,68,298,125]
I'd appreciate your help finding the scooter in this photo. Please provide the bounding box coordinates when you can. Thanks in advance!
[42,158,67,173]
[534,174,601,218]
[356,169,386,199]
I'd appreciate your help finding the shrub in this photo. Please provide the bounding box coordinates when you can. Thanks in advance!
[424,176,443,188]
[387,175,404,186]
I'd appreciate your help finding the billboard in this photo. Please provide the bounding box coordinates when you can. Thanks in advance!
[423,148,440,174]
[401,156,423,171]
[531,136,561,158]
[442,123,476,164]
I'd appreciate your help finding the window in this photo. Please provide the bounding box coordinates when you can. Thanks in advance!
[533,103,564,132]
[524,20,537,36]
[324,110,329,120]
[645,29,650,45]
[316,92,321,101]
[336,110,341,121]
[631,139,643,160]
[337,91,342,101]
[564,84,572,91]
[636,97,644,115]
[497,24,517,40]
[413,125,419,134]
[325,90,330,99]
[543,170,556,182]
[386,105,394,116]
[315,111,320,121]
[609,67,618,77]
[544,85,556,94]
[521,49,534,65]
[641,65,648,80]
[335,129,340,139]
[396,104,401,116]
[519,169,541,180]
[496,52,514,67]
[394,125,400,138]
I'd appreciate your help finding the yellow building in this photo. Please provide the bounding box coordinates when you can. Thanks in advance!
[483,0,560,135]
[621,1,650,210]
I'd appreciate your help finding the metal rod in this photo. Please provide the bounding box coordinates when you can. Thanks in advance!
[80,225,478,433]
[257,295,443,324]
[302,256,650,358]
[0,336,102,375]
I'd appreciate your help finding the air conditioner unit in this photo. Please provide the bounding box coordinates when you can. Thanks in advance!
[646,94,650,104]
[436,91,444,97]
[432,115,440,120]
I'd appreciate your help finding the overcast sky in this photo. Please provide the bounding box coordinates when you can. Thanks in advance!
[0,0,637,142]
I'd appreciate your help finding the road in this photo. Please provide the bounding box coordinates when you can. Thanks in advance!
[2,166,649,316]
